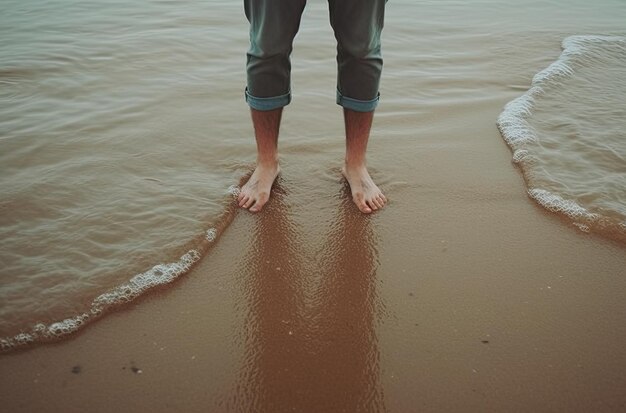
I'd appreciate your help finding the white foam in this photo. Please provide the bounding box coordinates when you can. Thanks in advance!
[0,177,244,353]
[511,149,534,164]
[529,188,600,222]
[497,35,626,235]
[498,36,625,149]
[1,249,202,352]
[206,228,217,242]
[497,92,539,149]
[573,223,591,233]
[227,185,241,197]
[531,59,574,84]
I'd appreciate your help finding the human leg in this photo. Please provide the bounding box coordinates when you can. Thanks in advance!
[328,0,387,213]
[328,0,386,110]
[238,108,282,212]
[342,109,387,213]
[241,0,306,212]
[244,0,306,109]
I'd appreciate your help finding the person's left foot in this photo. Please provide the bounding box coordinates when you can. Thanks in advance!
[342,163,386,213]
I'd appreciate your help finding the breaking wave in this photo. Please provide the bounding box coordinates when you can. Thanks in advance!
[497,35,626,242]
[0,187,240,353]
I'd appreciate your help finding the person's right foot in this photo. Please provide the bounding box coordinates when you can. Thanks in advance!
[237,161,280,212]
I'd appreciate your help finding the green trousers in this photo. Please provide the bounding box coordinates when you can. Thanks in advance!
[244,0,387,112]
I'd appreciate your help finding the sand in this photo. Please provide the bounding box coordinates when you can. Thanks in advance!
[1,93,625,412]
[2,1,626,411]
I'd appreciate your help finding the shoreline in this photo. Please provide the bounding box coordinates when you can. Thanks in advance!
[1,93,625,412]
[2,1,626,410]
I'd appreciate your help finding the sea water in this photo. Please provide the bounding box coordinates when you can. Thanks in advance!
[1,0,625,351]
[498,36,626,240]
[1,0,247,349]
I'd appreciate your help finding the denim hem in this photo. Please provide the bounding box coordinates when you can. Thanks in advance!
[336,89,379,112]
[245,88,291,111]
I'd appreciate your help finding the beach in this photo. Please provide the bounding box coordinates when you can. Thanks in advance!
[1,0,626,411]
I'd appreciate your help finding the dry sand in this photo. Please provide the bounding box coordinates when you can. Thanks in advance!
[1,95,625,412]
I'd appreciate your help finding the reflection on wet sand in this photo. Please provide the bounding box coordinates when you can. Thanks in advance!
[229,182,386,412]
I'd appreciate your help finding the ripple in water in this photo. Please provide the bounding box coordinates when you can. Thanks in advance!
[0,0,246,352]
[498,35,626,242]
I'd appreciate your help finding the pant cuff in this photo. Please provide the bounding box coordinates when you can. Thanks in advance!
[336,89,379,112]
[245,88,291,111]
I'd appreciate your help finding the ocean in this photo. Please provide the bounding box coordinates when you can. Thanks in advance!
[1,0,625,351]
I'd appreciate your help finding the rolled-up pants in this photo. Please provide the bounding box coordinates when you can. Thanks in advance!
[244,0,386,112]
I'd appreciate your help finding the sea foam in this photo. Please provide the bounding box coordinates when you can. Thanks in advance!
[497,35,626,242]
[0,178,242,352]
[0,247,203,352]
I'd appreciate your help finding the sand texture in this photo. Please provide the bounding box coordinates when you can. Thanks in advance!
[1,1,626,412]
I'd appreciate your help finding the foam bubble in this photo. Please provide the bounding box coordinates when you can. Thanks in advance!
[512,149,533,164]
[0,173,245,353]
[573,223,591,233]
[1,249,203,352]
[531,59,574,84]
[227,185,241,197]
[206,228,217,242]
[529,189,599,222]
[497,93,539,148]
[498,36,625,151]
[497,35,626,240]
[91,250,200,311]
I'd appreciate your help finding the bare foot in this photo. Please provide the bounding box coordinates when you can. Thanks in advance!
[342,163,386,214]
[238,161,280,212]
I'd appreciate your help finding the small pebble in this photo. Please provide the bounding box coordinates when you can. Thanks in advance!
[71,365,81,374]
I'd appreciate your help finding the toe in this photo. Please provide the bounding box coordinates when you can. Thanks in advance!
[238,194,249,208]
[353,193,371,213]
[359,201,372,213]
[374,195,384,208]
[251,193,269,212]
[243,197,256,209]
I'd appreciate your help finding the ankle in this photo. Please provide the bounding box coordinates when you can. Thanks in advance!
[344,157,366,170]
[256,161,280,173]
[257,156,279,168]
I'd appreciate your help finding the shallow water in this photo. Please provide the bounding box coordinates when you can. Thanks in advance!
[498,36,626,239]
[1,0,625,350]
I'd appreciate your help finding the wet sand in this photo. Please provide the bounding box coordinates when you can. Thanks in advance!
[1,96,625,412]
[2,0,626,411]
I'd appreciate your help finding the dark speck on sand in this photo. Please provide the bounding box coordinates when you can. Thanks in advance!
[71,365,81,374]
